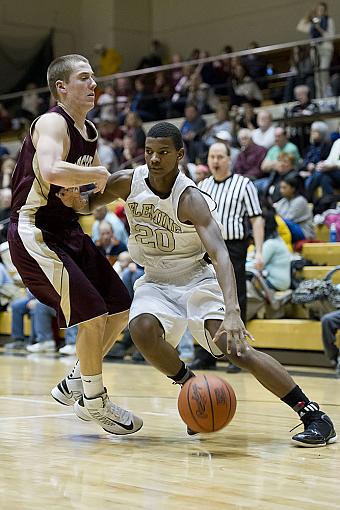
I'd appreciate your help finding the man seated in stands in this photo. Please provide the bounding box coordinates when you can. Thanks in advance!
[307,132,340,201]
[233,128,267,180]
[274,174,315,242]
[92,205,128,245]
[285,85,319,155]
[300,121,332,199]
[203,104,232,147]
[0,188,12,243]
[234,102,258,131]
[251,110,276,149]
[180,103,206,163]
[261,127,300,174]
[96,221,128,266]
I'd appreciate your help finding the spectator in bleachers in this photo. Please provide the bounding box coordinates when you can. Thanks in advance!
[170,65,193,116]
[169,53,184,87]
[203,104,232,147]
[5,290,36,350]
[153,71,173,119]
[274,173,315,241]
[26,300,78,354]
[114,77,132,122]
[297,2,335,98]
[180,104,206,163]
[186,74,218,115]
[234,102,258,131]
[96,85,116,122]
[97,137,119,173]
[299,121,331,192]
[0,140,10,159]
[130,77,158,121]
[19,83,44,122]
[92,205,128,245]
[285,85,319,155]
[321,310,340,371]
[229,63,263,107]
[284,46,315,102]
[194,163,210,183]
[307,135,340,199]
[266,152,302,202]
[252,110,276,149]
[0,188,12,244]
[0,157,15,189]
[95,221,128,266]
[287,85,319,117]
[261,128,300,175]
[94,44,122,75]
[213,130,240,168]
[137,39,165,69]
[234,129,267,180]
[241,41,267,81]
[124,112,146,150]
[247,208,292,291]
[120,135,145,167]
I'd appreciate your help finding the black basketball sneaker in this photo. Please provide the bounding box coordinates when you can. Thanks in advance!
[291,402,337,447]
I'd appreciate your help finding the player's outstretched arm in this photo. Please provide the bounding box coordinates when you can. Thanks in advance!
[56,168,134,213]
[178,187,253,354]
[34,113,109,192]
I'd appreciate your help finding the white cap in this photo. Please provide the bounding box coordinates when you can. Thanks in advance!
[215,130,232,142]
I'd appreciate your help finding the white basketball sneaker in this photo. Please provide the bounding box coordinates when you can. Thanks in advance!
[75,390,143,435]
[51,376,83,406]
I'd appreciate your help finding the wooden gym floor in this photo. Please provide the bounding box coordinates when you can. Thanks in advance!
[0,353,339,510]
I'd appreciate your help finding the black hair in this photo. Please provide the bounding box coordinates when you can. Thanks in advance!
[281,173,300,191]
[259,194,278,240]
[147,122,183,150]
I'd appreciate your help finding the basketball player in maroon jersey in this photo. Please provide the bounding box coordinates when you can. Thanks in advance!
[8,54,142,435]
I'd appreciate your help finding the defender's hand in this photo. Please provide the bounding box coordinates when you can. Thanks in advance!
[56,187,86,211]
[93,167,110,194]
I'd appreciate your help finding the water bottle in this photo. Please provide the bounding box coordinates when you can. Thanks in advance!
[329,223,337,242]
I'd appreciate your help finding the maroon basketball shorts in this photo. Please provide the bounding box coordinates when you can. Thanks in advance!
[8,220,131,328]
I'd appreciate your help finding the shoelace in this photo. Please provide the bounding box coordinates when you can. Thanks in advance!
[103,394,131,424]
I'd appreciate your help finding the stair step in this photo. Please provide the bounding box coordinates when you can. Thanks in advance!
[302,266,340,283]
[247,318,340,351]
[302,243,340,265]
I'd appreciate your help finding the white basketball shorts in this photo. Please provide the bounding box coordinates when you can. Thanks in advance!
[129,265,225,358]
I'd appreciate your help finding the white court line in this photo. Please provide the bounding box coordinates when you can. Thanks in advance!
[142,412,169,416]
[0,412,74,421]
[0,396,60,405]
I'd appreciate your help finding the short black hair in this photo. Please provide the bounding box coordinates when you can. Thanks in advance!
[281,173,300,190]
[147,122,183,150]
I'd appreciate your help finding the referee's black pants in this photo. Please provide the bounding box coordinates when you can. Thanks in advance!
[193,238,248,364]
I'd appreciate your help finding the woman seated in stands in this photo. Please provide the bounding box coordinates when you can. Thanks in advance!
[274,174,315,242]
[247,208,292,291]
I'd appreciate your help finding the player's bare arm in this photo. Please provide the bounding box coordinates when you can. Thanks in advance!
[34,113,109,192]
[57,168,134,212]
[178,186,253,354]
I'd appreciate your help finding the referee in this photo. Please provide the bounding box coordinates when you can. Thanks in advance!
[190,142,264,372]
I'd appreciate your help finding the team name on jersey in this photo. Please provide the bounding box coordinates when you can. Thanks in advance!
[76,155,94,166]
[128,202,182,233]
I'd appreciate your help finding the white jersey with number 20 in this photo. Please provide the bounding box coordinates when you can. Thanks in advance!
[125,164,217,274]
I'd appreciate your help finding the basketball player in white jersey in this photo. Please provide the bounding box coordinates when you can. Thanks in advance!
[58,122,336,447]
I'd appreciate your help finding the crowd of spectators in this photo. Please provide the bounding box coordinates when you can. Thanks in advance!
[0,2,339,364]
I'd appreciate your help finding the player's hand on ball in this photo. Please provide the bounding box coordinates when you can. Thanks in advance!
[213,312,254,356]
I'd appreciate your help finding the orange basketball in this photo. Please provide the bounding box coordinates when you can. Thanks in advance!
[178,374,237,433]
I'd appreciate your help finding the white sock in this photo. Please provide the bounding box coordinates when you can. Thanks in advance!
[81,373,104,399]
[68,360,81,379]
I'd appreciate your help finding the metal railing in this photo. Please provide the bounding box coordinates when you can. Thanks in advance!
[0,33,339,103]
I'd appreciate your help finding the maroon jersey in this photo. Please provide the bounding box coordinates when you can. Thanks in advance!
[10,104,98,232]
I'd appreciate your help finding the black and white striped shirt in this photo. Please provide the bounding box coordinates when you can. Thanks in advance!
[198,174,262,240]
